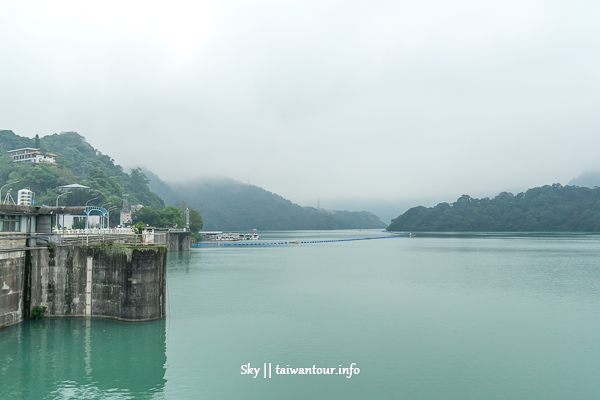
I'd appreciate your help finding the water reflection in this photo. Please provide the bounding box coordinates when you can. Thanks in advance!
[167,251,193,273]
[0,318,166,399]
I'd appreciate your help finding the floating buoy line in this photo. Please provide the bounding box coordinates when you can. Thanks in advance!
[192,233,411,248]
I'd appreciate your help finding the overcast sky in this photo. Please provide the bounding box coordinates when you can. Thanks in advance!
[1,0,599,211]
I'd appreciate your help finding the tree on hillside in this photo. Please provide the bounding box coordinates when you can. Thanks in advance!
[64,167,124,209]
[387,184,600,232]
[0,153,15,183]
[41,132,124,177]
[123,168,165,209]
[132,204,202,242]
[132,206,186,228]
[188,208,203,232]
[162,206,186,227]
[0,130,34,152]
[132,207,164,227]
[177,201,203,232]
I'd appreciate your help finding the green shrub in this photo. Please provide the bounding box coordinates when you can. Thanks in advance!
[31,306,47,319]
[132,222,145,234]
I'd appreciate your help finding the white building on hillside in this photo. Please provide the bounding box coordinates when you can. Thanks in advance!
[8,148,56,164]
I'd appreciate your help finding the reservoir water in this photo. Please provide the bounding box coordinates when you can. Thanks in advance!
[1,230,599,399]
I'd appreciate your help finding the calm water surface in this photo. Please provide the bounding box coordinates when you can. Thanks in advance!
[1,230,599,399]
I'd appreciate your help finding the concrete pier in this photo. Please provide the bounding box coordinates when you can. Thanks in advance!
[166,231,191,252]
[0,243,167,330]
[0,249,26,328]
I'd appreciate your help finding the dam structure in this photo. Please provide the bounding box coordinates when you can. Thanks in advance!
[0,204,170,330]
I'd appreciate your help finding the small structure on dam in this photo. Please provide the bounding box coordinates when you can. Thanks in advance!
[0,204,169,330]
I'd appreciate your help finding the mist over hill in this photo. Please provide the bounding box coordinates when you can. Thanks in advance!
[569,171,600,188]
[321,197,446,226]
[0,130,385,231]
[144,171,386,231]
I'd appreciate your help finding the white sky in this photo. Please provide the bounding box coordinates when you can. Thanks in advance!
[1,0,599,210]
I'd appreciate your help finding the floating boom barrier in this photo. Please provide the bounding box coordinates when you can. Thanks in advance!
[192,233,411,248]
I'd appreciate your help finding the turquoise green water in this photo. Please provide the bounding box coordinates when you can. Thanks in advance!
[1,230,600,399]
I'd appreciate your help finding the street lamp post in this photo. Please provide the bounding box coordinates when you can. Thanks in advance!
[106,206,117,230]
[85,197,100,207]
[55,192,67,234]
[0,181,19,204]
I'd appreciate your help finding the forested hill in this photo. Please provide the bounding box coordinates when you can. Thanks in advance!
[0,130,164,210]
[145,173,386,231]
[387,184,600,232]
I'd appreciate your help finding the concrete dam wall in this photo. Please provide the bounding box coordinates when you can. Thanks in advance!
[167,231,191,252]
[0,244,167,330]
[0,248,26,328]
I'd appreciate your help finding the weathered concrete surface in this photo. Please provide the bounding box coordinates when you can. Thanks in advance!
[29,247,86,317]
[91,246,167,321]
[167,231,191,252]
[30,245,167,322]
[0,235,27,249]
[0,250,25,328]
[0,244,167,329]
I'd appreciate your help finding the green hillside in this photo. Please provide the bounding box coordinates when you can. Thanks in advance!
[0,130,383,231]
[0,130,164,216]
[146,174,386,231]
[387,184,600,232]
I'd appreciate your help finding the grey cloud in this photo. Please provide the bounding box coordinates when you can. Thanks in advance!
[1,0,599,210]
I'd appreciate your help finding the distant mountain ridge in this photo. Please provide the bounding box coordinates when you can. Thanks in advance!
[144,171,386,231]
[388,183,600,232]
[569,171,600,188]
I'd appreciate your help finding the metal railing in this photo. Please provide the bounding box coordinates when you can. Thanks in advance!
[57,232,167,246]
[0,231,168,248]
[167,228,187,232]
[58,227,135,235]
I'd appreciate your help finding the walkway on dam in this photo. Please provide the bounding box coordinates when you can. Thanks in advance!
[192,233,411,248]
